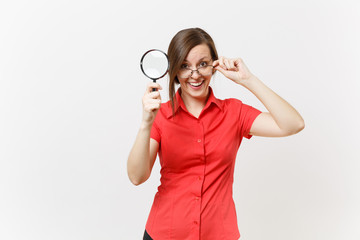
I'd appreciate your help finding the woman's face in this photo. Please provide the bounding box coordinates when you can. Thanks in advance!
[177,44,213,102]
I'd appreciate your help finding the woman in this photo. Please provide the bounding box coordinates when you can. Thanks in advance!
[128,28,304,240]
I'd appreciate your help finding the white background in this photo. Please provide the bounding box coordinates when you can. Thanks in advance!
[0,0,359,239]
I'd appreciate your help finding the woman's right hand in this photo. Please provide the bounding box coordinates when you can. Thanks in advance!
[142,82,162,125]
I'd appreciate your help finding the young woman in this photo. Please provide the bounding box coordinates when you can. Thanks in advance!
[128,28,304,240]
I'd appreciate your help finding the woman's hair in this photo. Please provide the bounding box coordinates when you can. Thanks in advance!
[167,27,218,115]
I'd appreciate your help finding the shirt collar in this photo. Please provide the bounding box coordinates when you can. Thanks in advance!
[166,87,223,119]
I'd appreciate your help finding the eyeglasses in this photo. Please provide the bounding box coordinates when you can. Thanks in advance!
[178,62,214,79]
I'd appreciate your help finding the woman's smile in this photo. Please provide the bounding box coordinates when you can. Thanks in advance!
[188,81,204,89]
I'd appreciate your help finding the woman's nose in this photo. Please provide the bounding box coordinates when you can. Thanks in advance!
[190,70,201,79]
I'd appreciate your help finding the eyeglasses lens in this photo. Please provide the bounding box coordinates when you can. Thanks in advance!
[179,66,213,78]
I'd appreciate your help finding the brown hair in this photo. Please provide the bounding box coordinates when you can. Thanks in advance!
[167,28,218,115]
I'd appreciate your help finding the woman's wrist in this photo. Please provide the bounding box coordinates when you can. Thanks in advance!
[239,75,261,89]
[140,120,153,131]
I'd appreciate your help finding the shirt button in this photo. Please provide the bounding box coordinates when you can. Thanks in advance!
[197,139,201,143]
[194,221,198,225]
[195,197,200,201]
[198,176,202,180]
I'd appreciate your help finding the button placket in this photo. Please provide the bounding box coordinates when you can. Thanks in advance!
[191,119,205,239]
[195,120,205,162]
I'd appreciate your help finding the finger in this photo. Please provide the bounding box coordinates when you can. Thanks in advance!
[147,82,162,92]
[149,103,161,111]
[212,59,219,67]
[235,58,250,73]
[149,90,161,100]
[143,93,161,108]
[149,98,161,104]
[214,65,227,76]
[146,82,162,93]
[228,59,237,71]
[215,63,235,80]
[219,56,226,70]
[144,101,161,112]
[223,58,231,70]
[235,58,246,68]
[143,97,161,106]
[144,105,158,113]
[224,58,229,70]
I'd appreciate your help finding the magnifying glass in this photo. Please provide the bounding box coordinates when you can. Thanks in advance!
[140,49,169,91]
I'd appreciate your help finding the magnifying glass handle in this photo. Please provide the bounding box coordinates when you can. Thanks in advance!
[152,79,156,92]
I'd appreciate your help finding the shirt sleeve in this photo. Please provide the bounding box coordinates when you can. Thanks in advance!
[239,102,262,139]
[150,116,161,143]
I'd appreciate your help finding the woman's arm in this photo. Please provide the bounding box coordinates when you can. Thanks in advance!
[244,76,304,137]
[213,57,305,137]
[127,83,162,185]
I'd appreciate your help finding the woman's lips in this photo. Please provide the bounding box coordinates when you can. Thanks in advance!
[188,81,204,89]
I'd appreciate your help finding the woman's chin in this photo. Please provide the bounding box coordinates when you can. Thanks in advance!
[183,83,209,99]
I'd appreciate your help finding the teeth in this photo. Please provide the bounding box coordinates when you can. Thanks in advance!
[189,82,202,87]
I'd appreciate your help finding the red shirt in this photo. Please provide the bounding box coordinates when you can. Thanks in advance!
[146,88,261,240]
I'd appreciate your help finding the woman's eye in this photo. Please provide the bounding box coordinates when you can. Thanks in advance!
[180,64,188,69]
[199,62,208,67]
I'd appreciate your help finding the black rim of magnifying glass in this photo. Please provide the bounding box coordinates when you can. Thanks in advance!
[140,49,170,81]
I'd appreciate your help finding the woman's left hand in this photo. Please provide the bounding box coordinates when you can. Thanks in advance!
[213,57,255,85]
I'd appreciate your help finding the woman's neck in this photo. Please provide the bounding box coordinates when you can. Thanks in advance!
[181,90,210,118]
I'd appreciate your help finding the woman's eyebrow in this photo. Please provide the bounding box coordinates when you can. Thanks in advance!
[183,57,211,63]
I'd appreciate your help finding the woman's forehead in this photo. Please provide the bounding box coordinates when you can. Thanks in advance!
[184,44,211,62]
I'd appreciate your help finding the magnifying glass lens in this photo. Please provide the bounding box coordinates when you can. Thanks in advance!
[141,50,169,79]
